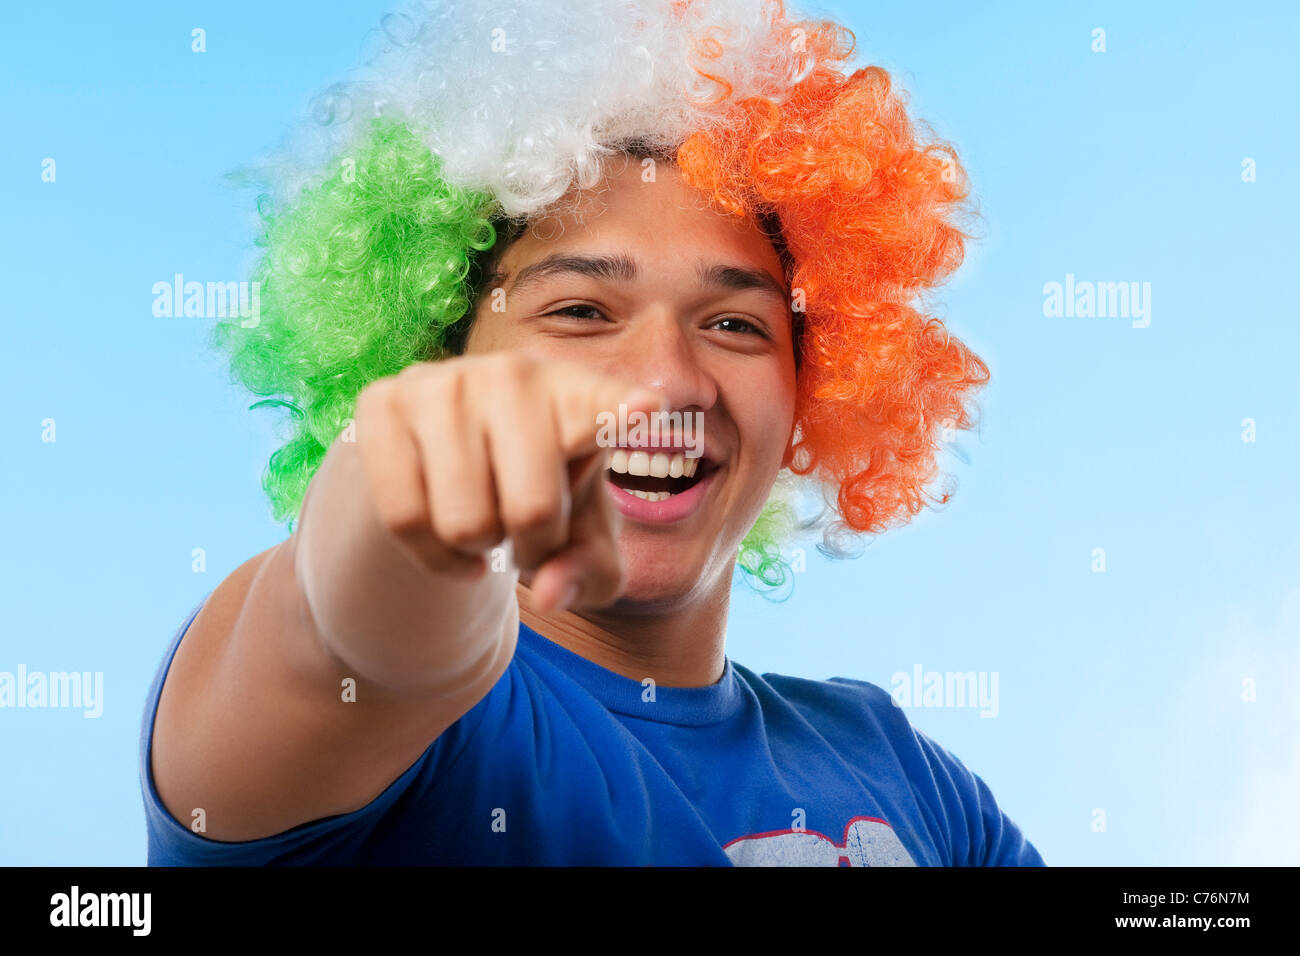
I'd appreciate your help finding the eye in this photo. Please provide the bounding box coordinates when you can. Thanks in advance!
[710,316,768,338]
[548,304,607,321]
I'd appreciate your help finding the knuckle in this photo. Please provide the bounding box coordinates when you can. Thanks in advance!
[435,508,504,550]
[372,491,430,540]
[396,359,436,380]
[413,374,456,413]
[490,352,536,388]
[394,362,455,410]
[503,494,560,534]
[355,377,395,421]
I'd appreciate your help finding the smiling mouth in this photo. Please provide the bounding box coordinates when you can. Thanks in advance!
[605,449,717,502]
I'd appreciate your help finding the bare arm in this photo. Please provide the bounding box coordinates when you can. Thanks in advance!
[150,354,663,842]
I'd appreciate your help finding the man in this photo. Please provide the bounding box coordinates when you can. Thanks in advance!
[140,0,1045,865]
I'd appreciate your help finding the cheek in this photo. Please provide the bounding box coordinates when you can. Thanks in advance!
[462,308,516,355]
[756,372,797,453]
[732,389,796,495]
[461,311,485,354]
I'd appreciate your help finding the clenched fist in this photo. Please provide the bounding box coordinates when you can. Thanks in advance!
[352,354,666,614]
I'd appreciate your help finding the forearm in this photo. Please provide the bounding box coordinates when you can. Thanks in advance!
[291,436,517,693]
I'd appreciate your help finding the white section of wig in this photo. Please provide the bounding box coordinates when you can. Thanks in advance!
[255,0,825,218]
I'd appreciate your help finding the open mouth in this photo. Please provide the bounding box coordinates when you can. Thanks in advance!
[605,449,716,502]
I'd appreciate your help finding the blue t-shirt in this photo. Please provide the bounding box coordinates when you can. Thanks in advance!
[140,595,1045,866]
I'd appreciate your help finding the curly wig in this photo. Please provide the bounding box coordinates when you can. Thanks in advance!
[213,0,990,592]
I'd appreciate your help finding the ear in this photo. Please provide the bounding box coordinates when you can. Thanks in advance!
[780,421,797,469]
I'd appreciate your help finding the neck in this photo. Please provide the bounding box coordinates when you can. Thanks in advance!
[515,576,730,688]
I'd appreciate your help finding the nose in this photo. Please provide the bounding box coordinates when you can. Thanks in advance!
[616,308,718,415]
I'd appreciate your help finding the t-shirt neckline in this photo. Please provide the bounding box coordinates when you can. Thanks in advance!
[517,620,744,727]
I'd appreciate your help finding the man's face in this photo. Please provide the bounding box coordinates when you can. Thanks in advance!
[465,156,797,606]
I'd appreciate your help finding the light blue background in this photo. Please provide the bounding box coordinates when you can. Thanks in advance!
[2,0,1296,865]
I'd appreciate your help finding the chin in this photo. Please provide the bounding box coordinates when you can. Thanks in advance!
[611,542,712,610]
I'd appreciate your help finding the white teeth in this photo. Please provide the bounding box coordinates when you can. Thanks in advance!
[606,449,712,502]
[608,449,702,477]
[625,488,672,502]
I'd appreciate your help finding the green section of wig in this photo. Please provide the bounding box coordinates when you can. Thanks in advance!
[213,118,792,591]
[736,483,798,596]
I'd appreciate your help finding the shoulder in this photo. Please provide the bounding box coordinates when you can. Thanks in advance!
[139,596,509,865]
[746,668,916,742]
[736,666,945,781]
[739,666,1046,867]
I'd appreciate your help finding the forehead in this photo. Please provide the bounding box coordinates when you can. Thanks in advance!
[494,159,786,279]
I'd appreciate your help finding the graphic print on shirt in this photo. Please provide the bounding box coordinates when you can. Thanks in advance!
[723,815,917,866]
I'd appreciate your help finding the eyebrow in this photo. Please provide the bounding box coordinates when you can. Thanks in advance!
[496,252,789,307]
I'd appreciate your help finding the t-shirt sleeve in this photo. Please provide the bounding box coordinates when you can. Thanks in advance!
[141,736,434,866]
[909,725,1046,867]
[138,596,454,866]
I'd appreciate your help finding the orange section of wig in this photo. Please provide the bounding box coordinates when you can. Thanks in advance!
[676,1,991,537]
